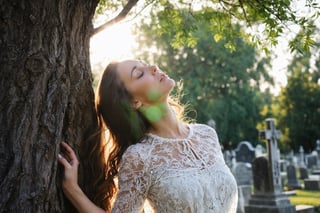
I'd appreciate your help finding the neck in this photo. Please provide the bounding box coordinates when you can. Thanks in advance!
[147,103,188,139]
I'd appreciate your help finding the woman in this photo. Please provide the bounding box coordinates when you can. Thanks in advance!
[58,60,238,213]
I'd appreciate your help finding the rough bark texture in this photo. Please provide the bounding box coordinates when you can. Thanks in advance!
[0,0,99,212]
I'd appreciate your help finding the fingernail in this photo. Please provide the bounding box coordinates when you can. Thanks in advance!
[58,154,62,158]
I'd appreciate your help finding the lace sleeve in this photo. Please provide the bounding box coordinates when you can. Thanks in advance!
[111,145,150,213]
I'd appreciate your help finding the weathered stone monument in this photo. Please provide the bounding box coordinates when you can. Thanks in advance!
[298,146,306,167]
[233,141,255,213]
[255,144,265,157]
[299,167,309,180]
[235,141,256,163]
[286,164,301,189]
[245,118,296,213]
[316,139,320,155]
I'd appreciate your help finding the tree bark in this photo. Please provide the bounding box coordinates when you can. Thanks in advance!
[0,0,99,212]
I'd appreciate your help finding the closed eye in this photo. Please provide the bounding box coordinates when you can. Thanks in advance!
[138,71,144,78]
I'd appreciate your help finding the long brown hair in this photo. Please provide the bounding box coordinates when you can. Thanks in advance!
[80,61,185,211]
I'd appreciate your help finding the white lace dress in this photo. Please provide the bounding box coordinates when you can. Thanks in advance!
[111,123,238,213]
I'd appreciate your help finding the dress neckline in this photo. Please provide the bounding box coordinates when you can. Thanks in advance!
[146,123,193,142]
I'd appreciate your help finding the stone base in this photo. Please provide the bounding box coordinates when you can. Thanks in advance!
[296,205,315,213]
[304,179,320,191]
[286,182,302,190]
[245,205,296,213]
[237,185,251,213]
[283,190,297,196]
[311,169,320,175]
[245,193,295,213]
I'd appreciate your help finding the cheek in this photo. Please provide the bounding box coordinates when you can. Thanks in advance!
[130,81,155,99]
[135,84,163,103]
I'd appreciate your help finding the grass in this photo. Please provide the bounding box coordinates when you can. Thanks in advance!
[288,190,320,213]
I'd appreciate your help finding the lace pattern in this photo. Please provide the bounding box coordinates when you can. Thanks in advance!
[111,123,238,213]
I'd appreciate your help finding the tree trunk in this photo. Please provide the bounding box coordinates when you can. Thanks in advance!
[0,0,99,212]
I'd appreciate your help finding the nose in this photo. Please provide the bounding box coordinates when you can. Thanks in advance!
[150,66,157,75]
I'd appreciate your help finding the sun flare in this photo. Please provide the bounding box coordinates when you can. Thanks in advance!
[90,22,135,73]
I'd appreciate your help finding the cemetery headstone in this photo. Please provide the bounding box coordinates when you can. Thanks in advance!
[232,162,252,213]
[304,178,320,191]
[207,119,216,129]
[245,118,295,213]
[235,141,256,163]
[286,164,301,189]
[279,159,288,187]
[316,139,320,155]
[237,184,252,213]
[288,150,294,164]
[306,154,318,170]
[299,146,306,167]
[231,150,236,170]
[279,159,288,173]
[255,144,264,157]
[299,167,309,180]
[233,162,252,185]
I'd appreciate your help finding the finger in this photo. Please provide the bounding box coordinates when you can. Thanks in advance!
[60,142,79,165]
[58,154,72,168]
[60,141,74,154]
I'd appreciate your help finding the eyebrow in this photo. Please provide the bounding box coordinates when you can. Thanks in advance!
[130,65,137,79]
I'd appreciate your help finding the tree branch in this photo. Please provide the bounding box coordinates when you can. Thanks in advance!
[238,0,250,26]
[90,0,139,37]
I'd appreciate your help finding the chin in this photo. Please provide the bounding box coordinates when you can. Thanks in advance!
[169,78,176,87]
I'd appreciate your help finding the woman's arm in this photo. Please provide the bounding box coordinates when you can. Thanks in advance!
[58,142,105,213]
[111,145,150,213]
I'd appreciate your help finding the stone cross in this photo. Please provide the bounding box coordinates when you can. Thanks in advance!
[246,118,295,213]
[259,118,282,194]
[299,146,307,167]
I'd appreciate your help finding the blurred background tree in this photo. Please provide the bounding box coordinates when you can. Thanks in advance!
[132,11,275,149]
[274,41,320,152]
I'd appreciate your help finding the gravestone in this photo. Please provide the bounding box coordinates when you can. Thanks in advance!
[235,141,256,163]
[231,150,237,170]
[299,146,306,167]
[232,162,252,213]
[287,150,298,167]
[207,119,216,129]
[237,185,252,213]
[316,139,320,155]
[245,118,295,213]
[304,179,320,191]
[279,159,288,187]
[279,160,288,173]
[306,154,318,169]
[304,149,320,191]
[255,144,265,157]
[287,150,294,164]
[233,162,253,185]
[299,167,309,180]
[286,165,301,189]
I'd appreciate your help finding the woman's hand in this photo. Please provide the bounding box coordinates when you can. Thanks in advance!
[58,142,105,213]
[58,141,80,194]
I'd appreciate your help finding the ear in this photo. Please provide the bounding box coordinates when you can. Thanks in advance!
[132,99,143,109]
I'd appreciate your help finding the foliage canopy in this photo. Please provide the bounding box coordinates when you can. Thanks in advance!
[95,0,320,53]
[275,46,320,152]
[132,10,274,148]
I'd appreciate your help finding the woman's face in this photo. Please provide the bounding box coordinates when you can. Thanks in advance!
[116,60,175,108]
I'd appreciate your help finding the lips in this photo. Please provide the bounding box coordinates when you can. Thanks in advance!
[160,73,167,82]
